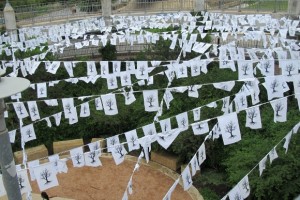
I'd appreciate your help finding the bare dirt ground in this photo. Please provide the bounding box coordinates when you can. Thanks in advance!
[30,157,192,200]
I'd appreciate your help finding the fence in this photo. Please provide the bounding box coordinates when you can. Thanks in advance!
[13,0,101,25]
[205,0,288,13]
[112,0,195,14]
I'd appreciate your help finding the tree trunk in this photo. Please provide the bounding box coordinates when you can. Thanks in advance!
[46,142,54,156]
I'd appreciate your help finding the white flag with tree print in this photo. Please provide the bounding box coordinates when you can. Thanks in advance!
[283,131,293,153]
[101,94,118,115]
[21,124,36,143]
[123,88,136,105]
[112,61,121,76]
[176,112,189,131]
[190,155,200,176]
[143,90,159,112]
[270,98,287,123]
[259,155,268,176]
[198,143,206,165]
[27,101,40,121]
[237,175,250,199]
[228,185,243,200]
[159,118,172,133]
[80,102,90,117]
[100,61,109,78]
[94,97,103,111]
[84,151,102,167]
[86,61,97,76]
[263,77,284,100]
[181,166,193,191]
[120,71,132,86]
[218,112,241,145]
[106,135,120,153]
[245,106,262,129]
[106,74,118,90]
[17,169,32,194]
[13,102,29,119]
[268,147,279,164]
[125,130,140,152]
[112,144,127,165]
[37,83,47,98]
[33,162,59,191]
[62,98,75,119]
[88,141,101,156]
[192,120,209,135]
[258,59,274,76]
[136,61,148,80]
[70,147,85,168]
[156,128,182,149]
[142,123,157,136]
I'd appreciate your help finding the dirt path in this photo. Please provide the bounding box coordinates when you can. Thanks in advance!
[30,157,192,200]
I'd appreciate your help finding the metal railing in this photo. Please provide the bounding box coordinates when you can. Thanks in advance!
[205,0,288,13]
[13,0,101,25]
[112,0,195,14]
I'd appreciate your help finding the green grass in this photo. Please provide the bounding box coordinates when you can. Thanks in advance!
[245,0,288,12]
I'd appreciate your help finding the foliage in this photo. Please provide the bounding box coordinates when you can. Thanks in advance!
[98,41,117,61]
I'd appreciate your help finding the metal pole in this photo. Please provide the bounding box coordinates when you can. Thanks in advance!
[0,99,22,200]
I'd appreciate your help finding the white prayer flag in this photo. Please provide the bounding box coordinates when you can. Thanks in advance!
[218,112,241,145]
[234,93,248,112]
[21,124,36,143]
[33,162,59,191]
[68,107,78,125]
[181,166,193,191]
[80,102,90,117]
[86,61,97,76]
[62,98,75,119]
[101,94,118,115]
[238,60,254,80]
[159,118,171,133]
[156,128,182,149]
[106,135,120,153]
[123,88,136,105]
[112,144,127,165]
[100,61,109,78]
[125,130,140,152]
[245,106,262,129]
[237,175,250,199]
[213,81,235,92]
[198,143,206,165]
[269,147,279,164]
[143,90,159,112]
[17,169,32,194]
[106,74,118,90]
[263,77,284,100]
[176,112,189,131]
[8,129,16,143]
[70,147,85,168]
[142,123,157,136]
[259,155,268,176]
[27,101,40,121]
[188,85,201,98]
[53,112,62,126]
[112,61,121,76]
[136,61,148,80]
[37,83,47,98]
[283,131,293,153]
[228,185,243,200]
[13,102,29,119]
[176,63,188,78]
[163,89,174,110]
[190,155,200,176]
[258,59,274,76]
[84,151,102,167]
[120,72,132,86]
[192,121,209,135]
[27,160,39,181]
[94,97,103,111]
[270,98,288,123]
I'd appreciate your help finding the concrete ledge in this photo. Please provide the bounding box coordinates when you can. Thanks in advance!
[14,145,48,164]
[151,151,181,171]
[53,139,83,154]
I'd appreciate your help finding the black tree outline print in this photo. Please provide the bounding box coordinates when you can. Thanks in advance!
[65,103,72,114]
[240,96,246,106]
[39,87,45,95]
[242,179,250,192]
[275,102,284,117]
[263,60,271,73]
[88,151,96,163]
[234,192,242,200]
[146,95,155,107]
[40,169,51,184]
[130,135,137,146]
[247,108,258,124]
[31,106,38,116]
[180,118,187,127]
[106,99,114,110]
[139,65,146,76]
[270,79,279,93]
[123,74,129,83]
[225,121,236,138]
[16,104,24,115]
[285,64,295,76]
[74,153,82,165]
[26,129,32,138]
[109,77,115,87]
[241,64,249,75]
[185,173,192,185]
[196,123,203,130]
[115,145,124,159]
[18,175,25,189]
